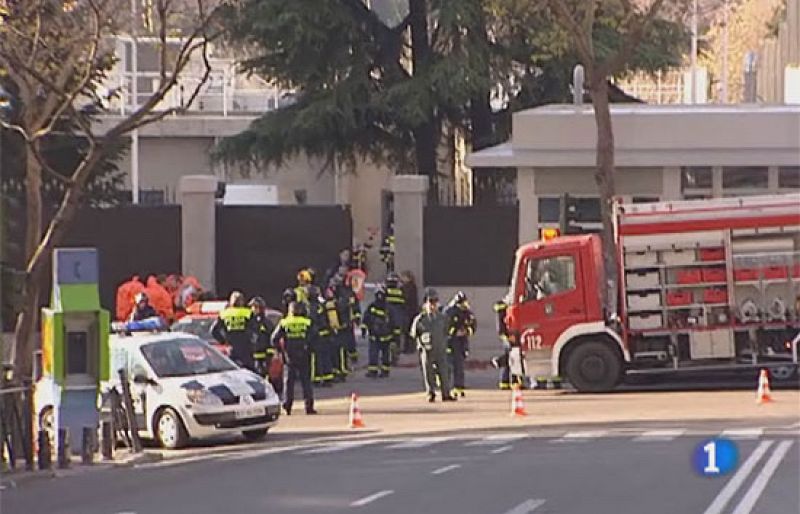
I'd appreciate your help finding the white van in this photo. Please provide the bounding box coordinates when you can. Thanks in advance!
[35,331,281,449]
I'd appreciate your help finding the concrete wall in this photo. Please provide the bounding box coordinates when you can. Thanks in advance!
[533,167,664,197]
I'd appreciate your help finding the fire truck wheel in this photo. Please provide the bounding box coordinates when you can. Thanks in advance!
[770,365,797,382]
[565,341,622,392]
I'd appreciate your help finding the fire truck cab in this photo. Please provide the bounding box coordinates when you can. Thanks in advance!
[506,194,800,392]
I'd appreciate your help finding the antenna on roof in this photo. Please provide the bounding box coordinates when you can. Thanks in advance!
[572,65,585,105]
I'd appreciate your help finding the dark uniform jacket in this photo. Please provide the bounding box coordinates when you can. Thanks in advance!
[363,301,395,342]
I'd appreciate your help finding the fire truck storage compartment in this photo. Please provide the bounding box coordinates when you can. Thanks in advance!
[703,288,728,304]
[699,248,725,261]
[662,249,696,266]
[676,268,703,284]
[626,270,660,290]
[690,329,735,359]
[625,250,658,268]
[731,236,798,322]
[666,290,693,306]
[629,313,663,330]
[627,292,661,311]
[702,268,726,283]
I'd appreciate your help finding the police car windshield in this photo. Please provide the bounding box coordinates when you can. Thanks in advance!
[141,338,237,378]
[171,318,214,340]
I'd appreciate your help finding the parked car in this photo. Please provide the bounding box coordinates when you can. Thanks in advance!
[35,330,281,449]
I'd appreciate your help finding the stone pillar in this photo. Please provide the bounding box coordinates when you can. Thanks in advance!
[712,166,724,198]
[180,175,218,291]
[517,167,538,245]
[662,166,682,200]
[391,175,428,288]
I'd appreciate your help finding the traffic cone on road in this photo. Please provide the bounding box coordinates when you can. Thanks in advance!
[756,369,773,404]
[510,384,528,417]
[349,392,366,428]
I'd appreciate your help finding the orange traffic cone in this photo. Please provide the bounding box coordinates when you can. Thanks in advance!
[756,369,773,404]
[510,384,528,417]
[349,392,366,428]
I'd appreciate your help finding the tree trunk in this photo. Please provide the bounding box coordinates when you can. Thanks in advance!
[11,146,44,381]
[408,0,439,203]
[12,149,106,380]
[588,77,619,318]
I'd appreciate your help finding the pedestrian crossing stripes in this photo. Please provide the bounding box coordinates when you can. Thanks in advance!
[633,429,687,442]
[385,437,453,449]
[137,426,799,469]
[721,428,764,440]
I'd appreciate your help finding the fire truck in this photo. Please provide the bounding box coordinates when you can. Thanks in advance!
[505,193,800,392]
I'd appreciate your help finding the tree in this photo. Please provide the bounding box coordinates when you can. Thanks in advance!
[544,0,686,315]
[217,0,687,205]
[0,0,230,380]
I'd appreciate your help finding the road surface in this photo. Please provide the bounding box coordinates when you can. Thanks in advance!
[3,421,798,514]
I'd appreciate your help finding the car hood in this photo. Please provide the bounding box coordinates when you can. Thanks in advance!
[161,369,278,404]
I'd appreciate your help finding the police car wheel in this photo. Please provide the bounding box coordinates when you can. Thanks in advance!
[242,428,269,442]
[155,408,188,449]
[565,341,621,393]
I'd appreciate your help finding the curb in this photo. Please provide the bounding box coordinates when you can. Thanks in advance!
[112,451,164,467]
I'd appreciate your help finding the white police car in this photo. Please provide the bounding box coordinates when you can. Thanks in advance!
[36,325,281,449]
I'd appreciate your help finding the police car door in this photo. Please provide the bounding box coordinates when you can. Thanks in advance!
[128,351,150,433]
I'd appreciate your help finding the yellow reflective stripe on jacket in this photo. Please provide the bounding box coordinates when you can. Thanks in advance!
[280,315,312,339]
[220,307,251,331]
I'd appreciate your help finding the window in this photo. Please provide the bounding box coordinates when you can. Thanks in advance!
[538,197,560,223]
[778,167,800,189]
[681,167,712,190]
[632,196,660,204]
[523,256,576,302]
[722,167,768,189]
[573,197,601,222]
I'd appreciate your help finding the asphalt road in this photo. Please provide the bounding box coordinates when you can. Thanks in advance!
[3,423,798,514]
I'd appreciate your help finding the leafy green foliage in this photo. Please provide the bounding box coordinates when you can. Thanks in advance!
[216,0,688,175]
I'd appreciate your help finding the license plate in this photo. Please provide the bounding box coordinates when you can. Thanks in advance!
[235,406,264,419]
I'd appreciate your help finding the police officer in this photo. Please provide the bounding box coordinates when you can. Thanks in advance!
[384,273,406,365]
[248,297,276,378]
[363,286,395,378]
[446,291,476,397]
[129,292,159,321]
[271,302,317,415]
[211,291,254,371]
[307,285,334,387]
[410,288,456,403]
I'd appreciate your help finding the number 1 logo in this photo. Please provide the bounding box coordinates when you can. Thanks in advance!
[693,438,738,477]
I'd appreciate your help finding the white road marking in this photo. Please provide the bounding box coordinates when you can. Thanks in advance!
[350,489,394,507]
[385,437,452,449]
[552,430,608,442]
[633,429,686,442]
[134,454,217,469]
[702,440,774,514]
[301,441,376,454]
[218,445,302,462]
[730,440,794,514]
[721,428,763,440]
[491,445,513,454]
[466,433,528,446]
[501,498,546,514]
[431,464,461,475]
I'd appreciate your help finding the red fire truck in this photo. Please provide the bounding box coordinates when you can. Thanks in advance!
[505,193,800,392]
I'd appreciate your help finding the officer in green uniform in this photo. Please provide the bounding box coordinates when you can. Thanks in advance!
[211,291,254,371]
[271,302,317,415]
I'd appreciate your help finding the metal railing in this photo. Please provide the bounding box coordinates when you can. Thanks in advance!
[109,69,291,116]
[0,373,34,471]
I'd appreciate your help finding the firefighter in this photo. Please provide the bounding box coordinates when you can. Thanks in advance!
[271,302,317,415]
[324,281,347,382]
[410,288,456,403]
[384,273,406,365]
[446,291,476,397]
[211,291,255,371]
[336,278,361,365]
[295,269,313,305]
[307,285,334,387]
[491,298,526,389]
[129,292,158,321]
[379,234,395,273]
[281,287,298,314]
[248,296,276,379]
[363,286,395,378]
